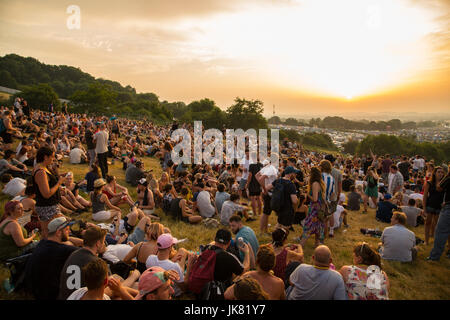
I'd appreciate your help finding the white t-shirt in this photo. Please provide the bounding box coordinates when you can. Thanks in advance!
[102,244,133,264]
[412,159,421,170]
[332,205,345,229]
[409,193,423,201]
[69,148,85,164]
[260,164,278,195]
[196,190,215,218]
[241,158,250,180]
[67,287,110,300]
[94,130,109,154]
[2,178,26,197]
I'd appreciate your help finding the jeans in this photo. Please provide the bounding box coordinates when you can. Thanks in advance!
[97,152,108,178]
[88,149,96,167]
[429,204,450,260]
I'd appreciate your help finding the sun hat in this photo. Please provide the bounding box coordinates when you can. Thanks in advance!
[94,178,107,188]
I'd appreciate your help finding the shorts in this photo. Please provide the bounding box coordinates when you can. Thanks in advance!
[92,211,114,222]
[249,190,261,197]
[239,179,247,191]
[426,207,441,215]
[127,227,145,244]
[36,205,61,222]
[277,211,294,227]
[143,209,155,216]
[263,194,272,215]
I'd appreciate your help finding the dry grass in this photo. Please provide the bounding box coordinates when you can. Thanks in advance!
[0,147,449,300]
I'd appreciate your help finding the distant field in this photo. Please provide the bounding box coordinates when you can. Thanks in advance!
[0,142,449,300]
[0,92,11,101]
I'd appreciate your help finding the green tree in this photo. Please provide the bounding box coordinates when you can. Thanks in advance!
[343,140,359,155]
[69,82,117,115]
[226,97,268,130]
[268,116,282,125]
[17,83,60,110]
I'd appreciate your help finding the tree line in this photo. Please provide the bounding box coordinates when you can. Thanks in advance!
[269,115,439,131]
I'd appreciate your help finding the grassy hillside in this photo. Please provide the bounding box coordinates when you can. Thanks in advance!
[0,152,449,300]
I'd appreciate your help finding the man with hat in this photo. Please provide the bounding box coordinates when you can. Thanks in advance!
[267,166,299,229]
[145,233,186,297]
[135,266,180,300]
[24,217,79,299]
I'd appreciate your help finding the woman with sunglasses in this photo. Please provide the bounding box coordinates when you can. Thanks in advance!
[338,242,389,300]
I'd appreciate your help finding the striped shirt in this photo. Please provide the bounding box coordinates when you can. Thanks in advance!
[322,173,335,202]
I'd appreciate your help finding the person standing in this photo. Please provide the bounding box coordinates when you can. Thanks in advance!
[85,123,96,167]
[388,165,403,196]
[381,155,392,184]
[427,166,450,261]
[94,123,109,178]
[363,167,379,214]
[423,167,446,245]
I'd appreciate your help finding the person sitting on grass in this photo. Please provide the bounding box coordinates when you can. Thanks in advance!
[123,222,165,273]
[67,259,132,300]
[329,193,349,237]
[134,266,180,300]
[401,198,425,228]
[103,175,135,207]
[1,173,26,197]
[378,211,417,263]
[169,186,203,224]
[220,193,252,226]
[270,228,304,282]
[225,244,285,300]
[339,242,389,300]
[376,193,398,223]
[64,172,92,209]
[0,200,39,261]
[136,178,158,219]
[346,185,362,211]
[90,178,122,222]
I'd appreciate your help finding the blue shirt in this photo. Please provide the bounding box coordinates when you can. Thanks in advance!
[235,226,259,262]
[376,201,398,223]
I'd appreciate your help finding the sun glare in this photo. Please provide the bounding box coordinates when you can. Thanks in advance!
[182,0,437,100]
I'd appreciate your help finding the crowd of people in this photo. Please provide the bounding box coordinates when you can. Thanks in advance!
[0,98,449,300]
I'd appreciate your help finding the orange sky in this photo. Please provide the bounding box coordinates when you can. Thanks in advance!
[0,0,449,117]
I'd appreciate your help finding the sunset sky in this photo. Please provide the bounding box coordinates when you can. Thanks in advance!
[0,0,449,117]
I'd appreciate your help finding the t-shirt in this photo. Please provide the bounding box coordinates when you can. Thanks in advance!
[209,245,244,284]
[145,255,184,297]
[380,224,416,262]
[220,201,244,226]
[196,190,215,218]
[409,193,423,201]
[102,244,133,264]
[69,148,85,164]
[58,248,99,300]
[376,201,398,223]
[125,165,146,187]
[260,164,278,195]
[85,171,100,192]
[67,287,110,300]
[25,240,78,300]
[2,178,26,197]
[322,173,335,202]
[330,168,342,202]
[347,192,361,211]
[215,191,230,214]
[401,206,422,227]
[94,130,109,154]
[235,226,259,262]
[288,264,347,300]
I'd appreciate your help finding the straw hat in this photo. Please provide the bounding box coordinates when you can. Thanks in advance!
[94,178,107,188]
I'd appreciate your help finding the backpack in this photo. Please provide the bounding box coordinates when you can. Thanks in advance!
[188,246,223,296]
[270,178,285,213]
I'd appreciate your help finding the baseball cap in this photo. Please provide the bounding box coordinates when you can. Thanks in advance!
[284,166,300,175]
[48,217,75,233]
[135,267,170,300]
[384,193,392,200]
[215,229,231,244]
[157,233,179,249]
